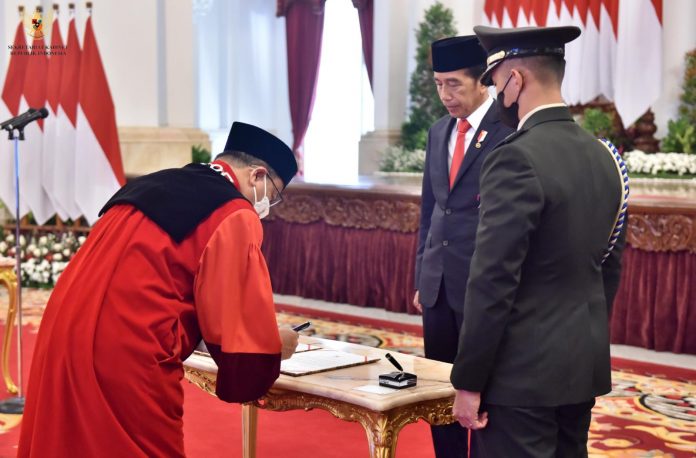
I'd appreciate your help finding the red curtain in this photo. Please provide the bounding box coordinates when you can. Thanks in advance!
[281,0,326,173]
[352,0,374,89]
[262,219,419,314]
[610,246,696,354]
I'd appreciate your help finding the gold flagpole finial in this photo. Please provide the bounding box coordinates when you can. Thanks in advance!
[53,3,59,12]
[86,1,93,15]
[18,5,24,18]
[35,5,43,13]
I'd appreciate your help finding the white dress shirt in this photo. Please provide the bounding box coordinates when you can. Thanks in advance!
[448,96,494,170]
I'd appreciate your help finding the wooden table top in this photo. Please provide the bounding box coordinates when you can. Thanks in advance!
[184,337,455,412]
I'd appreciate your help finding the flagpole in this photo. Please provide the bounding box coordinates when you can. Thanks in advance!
[12,131,23,398]
[0,129,26,414]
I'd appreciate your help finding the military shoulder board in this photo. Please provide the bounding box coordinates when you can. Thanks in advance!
[598,138,630,263]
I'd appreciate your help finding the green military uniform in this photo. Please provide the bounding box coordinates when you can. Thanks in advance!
[450,26,627,458]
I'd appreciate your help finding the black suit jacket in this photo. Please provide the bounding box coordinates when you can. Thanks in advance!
[450,106,626,407]
[415,101,514,311]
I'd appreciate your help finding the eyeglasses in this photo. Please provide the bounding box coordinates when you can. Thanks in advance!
[268,177,284,207]
[252,167,284,207]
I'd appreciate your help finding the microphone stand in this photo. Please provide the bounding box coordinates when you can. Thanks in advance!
[0,126,25,413]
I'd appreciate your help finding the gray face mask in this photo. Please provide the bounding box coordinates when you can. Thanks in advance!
[497,73,521,129]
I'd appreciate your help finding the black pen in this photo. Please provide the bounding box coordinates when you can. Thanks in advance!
[292,321,311,332]
[385,353,404,372]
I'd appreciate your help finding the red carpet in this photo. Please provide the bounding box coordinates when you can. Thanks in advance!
[1,292,695,457]
[181,384,433,458]
[0,321,434,458]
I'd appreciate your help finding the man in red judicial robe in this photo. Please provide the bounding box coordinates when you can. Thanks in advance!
[18,122,300,457]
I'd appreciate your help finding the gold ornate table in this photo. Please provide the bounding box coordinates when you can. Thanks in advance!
[0,257,18,394]
[184,337,456,458]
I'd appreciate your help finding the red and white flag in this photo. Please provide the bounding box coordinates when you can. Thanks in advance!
[545,0,562,27]
[42,14,68,220]
[597,0,618,100]
[578,0,600,103]
[74,16,125,224]
[482,0,503,27]
[20,34,55,224]
[614,0,662,127]
[559,0,583,104]
[0,18,30,219]
[53,15,83,221]
[480,0,661,127]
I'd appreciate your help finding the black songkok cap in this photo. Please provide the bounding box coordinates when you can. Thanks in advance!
[431,35,487,73]
[474,25,581,85]
[222,122,298,187]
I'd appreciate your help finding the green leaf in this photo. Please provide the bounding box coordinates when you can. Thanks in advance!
[192,144,212,163]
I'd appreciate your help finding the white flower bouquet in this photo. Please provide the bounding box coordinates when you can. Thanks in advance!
[1,230,87,288]
[623,150,696,177]
[379,146,426,173]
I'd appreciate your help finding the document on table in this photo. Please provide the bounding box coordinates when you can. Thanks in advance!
[294,343,323,353]
[281,349,380,377]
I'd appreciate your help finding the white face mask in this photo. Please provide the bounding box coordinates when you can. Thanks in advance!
[252,174,270,219]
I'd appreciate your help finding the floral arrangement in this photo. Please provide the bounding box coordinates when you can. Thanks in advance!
[0,230,86,288]
[378,146,426,173]
[623,150,696,178]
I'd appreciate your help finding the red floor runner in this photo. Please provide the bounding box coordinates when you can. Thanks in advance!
[0,323,434,458]
[182,382,434,458]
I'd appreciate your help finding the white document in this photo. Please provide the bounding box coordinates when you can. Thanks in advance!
[281,349,379,376]
[294,343,323,353]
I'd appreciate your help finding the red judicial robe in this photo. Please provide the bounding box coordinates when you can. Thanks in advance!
[18,162,282,457]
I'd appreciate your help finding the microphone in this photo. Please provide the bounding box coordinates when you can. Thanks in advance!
[1,107,49,131]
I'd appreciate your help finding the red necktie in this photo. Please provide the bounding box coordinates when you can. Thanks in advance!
[449,118,471,188]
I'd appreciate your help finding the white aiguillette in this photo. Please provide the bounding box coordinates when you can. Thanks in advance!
[378,353,417,389]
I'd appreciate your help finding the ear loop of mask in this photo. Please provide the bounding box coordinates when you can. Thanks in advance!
[497,71,523,128]
[500,73,514,102]
[252,170,270,219]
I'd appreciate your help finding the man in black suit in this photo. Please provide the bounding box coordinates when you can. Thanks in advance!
[450,25,627,457]
[414,35,514,458]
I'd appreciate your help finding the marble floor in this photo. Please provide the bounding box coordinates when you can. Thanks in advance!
[275,294,696,371]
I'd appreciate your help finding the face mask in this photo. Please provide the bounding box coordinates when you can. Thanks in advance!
[497,73,522,129]
[252,174,270,219]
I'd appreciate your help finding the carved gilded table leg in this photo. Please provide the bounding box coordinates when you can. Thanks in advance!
[0,266,18,394]
[241,404,258,458]
[358,397,456,458]
[251,389,456,458]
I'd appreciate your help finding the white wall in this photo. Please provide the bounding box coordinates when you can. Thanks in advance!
[194,0,291,154]
[373,0,409,131]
